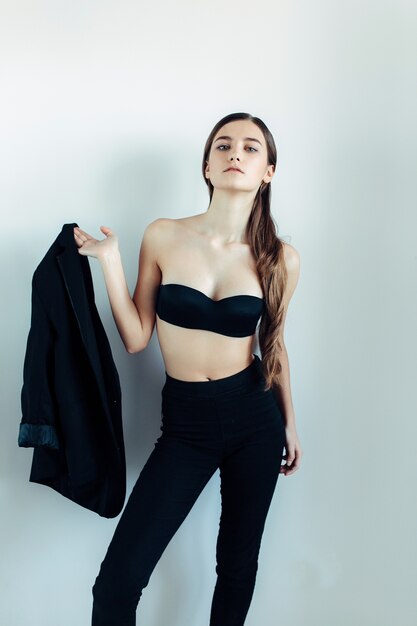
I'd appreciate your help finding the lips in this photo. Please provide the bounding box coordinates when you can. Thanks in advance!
[225,167,243,173]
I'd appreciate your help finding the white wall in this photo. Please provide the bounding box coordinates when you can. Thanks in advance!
[1,1,416,625]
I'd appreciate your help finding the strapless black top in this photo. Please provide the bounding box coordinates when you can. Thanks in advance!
[156,283,265,338]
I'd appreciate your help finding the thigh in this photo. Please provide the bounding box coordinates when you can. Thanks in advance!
[97,434,219,578]
[215,405,286,567]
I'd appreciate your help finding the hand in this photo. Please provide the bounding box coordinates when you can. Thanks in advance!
[280,424,303,476]
[73,226,119,261]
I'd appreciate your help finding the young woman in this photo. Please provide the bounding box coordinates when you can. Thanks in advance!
[74,111,303,626]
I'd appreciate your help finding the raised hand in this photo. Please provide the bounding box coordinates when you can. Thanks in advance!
[73,226,119,261]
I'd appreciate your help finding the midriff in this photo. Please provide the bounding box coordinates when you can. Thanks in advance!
[156,315,258,381]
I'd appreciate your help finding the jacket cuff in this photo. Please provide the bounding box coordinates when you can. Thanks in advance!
[18,423,59,449]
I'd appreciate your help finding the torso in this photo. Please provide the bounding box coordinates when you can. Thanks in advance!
[155,216,264,381]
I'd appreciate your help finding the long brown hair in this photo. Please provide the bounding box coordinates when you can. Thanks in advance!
[201,112,288,391]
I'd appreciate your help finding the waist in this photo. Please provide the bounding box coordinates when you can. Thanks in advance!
[162,353,265,398]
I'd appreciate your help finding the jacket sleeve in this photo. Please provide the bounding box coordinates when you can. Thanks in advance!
[18,276,60,449]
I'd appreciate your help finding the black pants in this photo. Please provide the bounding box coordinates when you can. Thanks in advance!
[91,354,286,626]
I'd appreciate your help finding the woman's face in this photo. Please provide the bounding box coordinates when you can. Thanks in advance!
[205,120,274,192]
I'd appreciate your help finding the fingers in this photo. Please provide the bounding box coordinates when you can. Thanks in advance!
[286,448,295,467]
[281,444,303,476]
[100,226,113,236]
[73,226,116,259]
[284,459,300,476]
[73,226,112,235]
[73,226,113,245]
[73,228,96,253]
[73,227,84,247]
[73,226,90,241]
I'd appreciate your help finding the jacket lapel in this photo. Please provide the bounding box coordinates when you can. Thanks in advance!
[55,223,119,451]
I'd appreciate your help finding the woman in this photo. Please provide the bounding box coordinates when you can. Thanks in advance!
[74,111,303,626]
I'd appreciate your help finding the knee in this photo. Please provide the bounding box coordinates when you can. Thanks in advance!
[216,538,262,585]
[215,559,259,589]
[91,570,147,625]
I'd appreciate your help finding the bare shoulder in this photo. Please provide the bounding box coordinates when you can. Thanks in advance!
[282,241,300,273]
[142,217,178,245]
[143,215,195,245]
[145,217,187,237]
[144,217,176,235]
[281,242,301,304]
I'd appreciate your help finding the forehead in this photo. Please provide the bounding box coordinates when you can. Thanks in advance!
[213,120,264,144]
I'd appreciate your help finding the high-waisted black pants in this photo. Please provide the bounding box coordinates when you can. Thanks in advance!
[91,354,286,626]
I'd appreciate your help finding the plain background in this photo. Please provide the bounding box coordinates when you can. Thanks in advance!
[1,1,416,625]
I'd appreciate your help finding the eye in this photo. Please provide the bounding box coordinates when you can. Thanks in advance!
[216,144,258,152]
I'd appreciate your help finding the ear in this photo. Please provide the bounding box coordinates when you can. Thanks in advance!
[264,163,275,183]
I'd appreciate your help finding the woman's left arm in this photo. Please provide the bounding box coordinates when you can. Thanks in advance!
[272,243,303,476]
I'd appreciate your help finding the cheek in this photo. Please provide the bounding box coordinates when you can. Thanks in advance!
[207,151,221,168]
[255,160,269,178]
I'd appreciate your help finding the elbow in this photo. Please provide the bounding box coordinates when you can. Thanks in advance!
[126,341,147,355]
[126,319,152,354]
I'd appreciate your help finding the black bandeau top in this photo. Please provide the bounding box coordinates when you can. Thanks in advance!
[156,283,265,338]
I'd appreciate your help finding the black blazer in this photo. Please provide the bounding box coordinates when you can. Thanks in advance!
[18,223,126,518]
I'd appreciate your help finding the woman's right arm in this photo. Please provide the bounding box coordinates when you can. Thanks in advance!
[73,222,161,354]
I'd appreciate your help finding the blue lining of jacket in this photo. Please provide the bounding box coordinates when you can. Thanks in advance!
[18,423,59,449]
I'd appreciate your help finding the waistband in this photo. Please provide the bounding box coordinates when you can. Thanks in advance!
[163,354,264,397]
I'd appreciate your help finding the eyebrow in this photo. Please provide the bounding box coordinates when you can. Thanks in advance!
[213,135,263,146]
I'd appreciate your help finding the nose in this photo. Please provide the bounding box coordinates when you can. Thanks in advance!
[229,152,240,162]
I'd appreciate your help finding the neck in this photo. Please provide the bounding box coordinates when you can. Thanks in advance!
[200,188,258,245]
